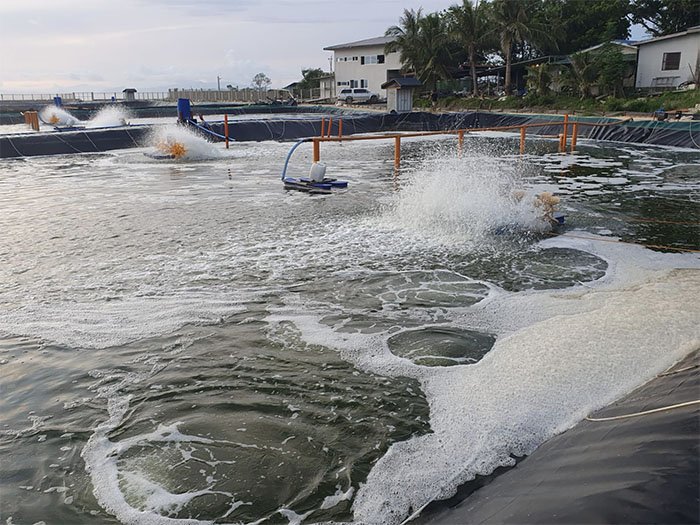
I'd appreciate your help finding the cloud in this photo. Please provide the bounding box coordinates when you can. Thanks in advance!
[0,0,457,92]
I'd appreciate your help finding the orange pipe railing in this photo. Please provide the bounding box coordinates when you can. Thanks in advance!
[307,117,630,169]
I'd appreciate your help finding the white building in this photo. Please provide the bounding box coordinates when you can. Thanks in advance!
[635,26,700,90]
[323,36,402,99]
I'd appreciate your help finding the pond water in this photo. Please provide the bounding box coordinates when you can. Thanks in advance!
[1,128,698,525]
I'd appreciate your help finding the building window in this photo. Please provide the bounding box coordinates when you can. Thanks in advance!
[350,80,358,88]
[337,81,349,86]
[360,55,385,65]
[352,56,359,61]
[662,52,681,70]
[360,79,368,88]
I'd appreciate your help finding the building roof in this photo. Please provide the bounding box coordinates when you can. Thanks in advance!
[635,25,700,46]
[577,41,638,54]
[381,77,423,89]
[324,35,395,51]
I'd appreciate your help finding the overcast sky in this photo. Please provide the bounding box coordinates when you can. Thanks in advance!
[0,0,460,94]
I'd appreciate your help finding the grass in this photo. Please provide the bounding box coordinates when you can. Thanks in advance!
[418,89,700,116]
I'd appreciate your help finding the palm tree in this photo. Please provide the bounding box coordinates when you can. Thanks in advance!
[565,52,598,99]
[448,0,492,97]
[492,0,535,95]
[415,13,453,90]
[386,9,452,91]
[385,9,424,77]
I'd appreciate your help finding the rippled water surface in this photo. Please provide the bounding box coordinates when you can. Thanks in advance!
[1,131,698,525]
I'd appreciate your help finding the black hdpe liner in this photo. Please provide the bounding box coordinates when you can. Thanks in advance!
[419,350,699,525]
[2,111,698,158]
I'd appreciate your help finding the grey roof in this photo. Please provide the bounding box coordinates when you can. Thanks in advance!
[577,41,638,54]
[381,77,422,89]
[635,25,700,46]
[324,35,395,51]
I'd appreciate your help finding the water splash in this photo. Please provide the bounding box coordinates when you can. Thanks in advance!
[147,124,222,161]
[39,106,79,126]
[380,149,556,244]
[86,106,132,129]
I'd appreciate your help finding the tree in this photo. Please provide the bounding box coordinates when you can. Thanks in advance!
[386,9,453,91]
[296,68,325,91]
[630,0,700,36]
[386,8,426,77]
[252,73,271,91]
[595,44,626,97]
[492,0,536,95]
[526,62,553,95]
[565,51,599,98]
[531,0,630,56]
[448,0,493,96]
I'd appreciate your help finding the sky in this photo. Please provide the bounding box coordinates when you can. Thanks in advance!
[0,0,458,94]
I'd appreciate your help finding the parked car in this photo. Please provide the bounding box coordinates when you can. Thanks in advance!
[337,88,379,104]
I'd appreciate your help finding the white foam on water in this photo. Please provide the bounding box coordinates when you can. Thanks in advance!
[146,125,222,161]
[377,152,556,245]
[320,485,355,510]
[39,106,79,127]
[272,237,699,525]
[0,296,245,349]
[81,397,218,525]
[86,106,132,129]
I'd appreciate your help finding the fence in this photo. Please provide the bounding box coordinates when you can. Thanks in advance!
[0,92,169,102]
[0,88,323,104]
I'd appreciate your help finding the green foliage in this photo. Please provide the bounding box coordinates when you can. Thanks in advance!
[427,89,700,114]
[385,9,453,90]
[446,0,495,96]
[251,73,271,90]
[296,68,325,91]
[595,44,626,97]
[534,0,631,55]
[629,0,700,36]
[526,63,553,95]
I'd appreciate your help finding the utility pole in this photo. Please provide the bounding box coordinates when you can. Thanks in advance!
[217,75,221,91]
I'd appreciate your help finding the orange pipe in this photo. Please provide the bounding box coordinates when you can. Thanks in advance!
[571,123,578,152]
[338,118,343,140]
[394,136,401,169]
[562,114,569,152]
[327,117,333,138]
[519,126,526,154]
[320,118,326,137]
[313,138,320,162]
[458,130,464,156]
[224,114,229,149]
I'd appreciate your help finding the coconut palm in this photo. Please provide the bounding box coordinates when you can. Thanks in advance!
[448,0,492,97]
[385,9,424,77]
[386,9,452,91]
[492,0,538,95]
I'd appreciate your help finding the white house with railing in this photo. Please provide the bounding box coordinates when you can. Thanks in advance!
[635,26,700,90]
[323,36,402,99]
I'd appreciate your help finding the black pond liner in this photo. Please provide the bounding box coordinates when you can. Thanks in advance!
[388,327,496,367]
[418,349,700,525]
[3,110,698,158]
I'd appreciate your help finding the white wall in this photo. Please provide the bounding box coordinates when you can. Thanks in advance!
[636,32,700,89]
[333,45,402,97]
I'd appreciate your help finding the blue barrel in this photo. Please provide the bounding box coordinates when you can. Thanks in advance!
[177,98,192,122]
[53,96,62,107]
